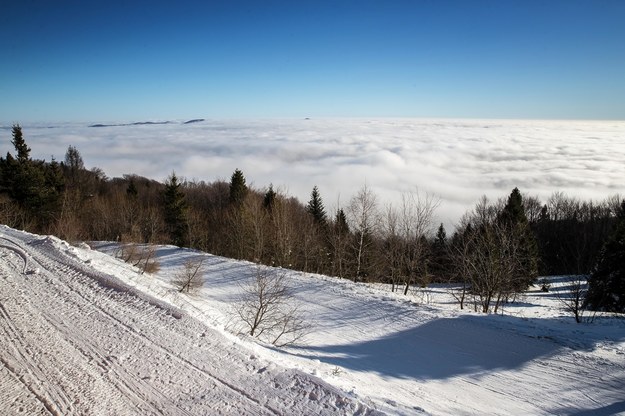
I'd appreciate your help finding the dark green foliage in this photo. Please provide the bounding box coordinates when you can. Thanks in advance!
[11,124,30,163]
[335,209,349,234]
[229,169,247,206]
[499,187,527,225]
[263,184,276,211]
[585,200,625,313]
[163,172,188,247]
[533,197,615,276]
[126,179,138,198]
[63,145,85,188]
[306,185,327,225]
[499,188,539,291]
[430,223,449,280]
[0,126,64,227]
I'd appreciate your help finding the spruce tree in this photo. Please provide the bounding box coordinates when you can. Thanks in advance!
[335,208,349,234]
[585,200,625,312]
[0,125,63,227]
[163,172,188,247]
[263,184,276,211]
[229,168,247,206]
[431,223,449,279]
[306,185,327,225]
[11,124,30,164]
[499,187,539,290]
[126,179,138,198]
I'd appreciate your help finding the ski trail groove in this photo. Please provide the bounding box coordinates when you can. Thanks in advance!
[1,231,374,416]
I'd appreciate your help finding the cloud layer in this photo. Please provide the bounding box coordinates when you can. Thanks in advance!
[6,118,624,230]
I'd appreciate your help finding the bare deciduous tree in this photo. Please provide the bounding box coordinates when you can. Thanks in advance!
[348,184,380,281]
[452,196,537,313]
[235,266,309,347]
[173,257,206,293]
[555,275,589,323]
[396,190,439,295]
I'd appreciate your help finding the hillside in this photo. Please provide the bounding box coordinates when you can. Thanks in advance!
[1,225,624,415]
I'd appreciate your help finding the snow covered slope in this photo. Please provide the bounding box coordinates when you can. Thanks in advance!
[0,226,379,415]
[2,225,624,415]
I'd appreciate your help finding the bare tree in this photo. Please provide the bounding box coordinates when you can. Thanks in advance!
[347,184,380,281]
[380,203,402,292]
[555,275,589,323]
[173,257,206,293]
[396,190,439,295]
[452,196,537,313]
[235,266,309,346]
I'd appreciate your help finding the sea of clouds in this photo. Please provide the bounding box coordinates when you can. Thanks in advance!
[3,118,624,231]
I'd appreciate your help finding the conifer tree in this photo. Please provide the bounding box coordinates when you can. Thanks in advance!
[11,124,30,164]
[499,187,539,290]
[126,179,138,198]
[585,200,625,312]
[335,208,349,234]
[163,172,188,247]
[306,185,327,225]
[263,184,276,211]
[229,168,247,206]
[0,125,64,226]
[431,223,449,279]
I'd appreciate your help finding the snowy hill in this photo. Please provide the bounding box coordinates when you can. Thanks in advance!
[1,225,624,415]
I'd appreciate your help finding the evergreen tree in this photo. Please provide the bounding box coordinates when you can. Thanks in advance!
[11,124,30,163]
[63,145,85,189]
[499,187,539,290]
[126,179,138,198]
[229,168,247,206]
[435,223,447,247]
[163,172,188,247]
[335,208,349,234]
[431,223,449,280]
[306,185,327,225]
[263,184,276,211]
[0,125,64,226]
[585,200,625,312]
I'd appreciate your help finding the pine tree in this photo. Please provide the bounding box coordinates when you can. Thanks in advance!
[585,200,625,312]
[306,185,327,225]
[163,172,188,247]
[229,169,247,206]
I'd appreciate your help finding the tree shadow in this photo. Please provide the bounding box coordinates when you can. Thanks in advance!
[557,400,625,416]
[290,315,563,380]
[289,314,625,381]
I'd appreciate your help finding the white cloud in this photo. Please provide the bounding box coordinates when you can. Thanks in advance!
[7,118,624,231]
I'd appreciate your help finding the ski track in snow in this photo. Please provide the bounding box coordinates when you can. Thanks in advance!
[92,243,625,416]
[1,225,625,415]
[0,227,378,416]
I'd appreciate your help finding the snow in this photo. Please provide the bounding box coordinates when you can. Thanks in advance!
[2,225,625,415]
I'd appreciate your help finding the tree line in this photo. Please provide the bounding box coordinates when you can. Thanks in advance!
[1,125,623,314]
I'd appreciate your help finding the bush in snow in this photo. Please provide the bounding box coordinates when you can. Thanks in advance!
[172,257,205,293]
[235,265,310,347]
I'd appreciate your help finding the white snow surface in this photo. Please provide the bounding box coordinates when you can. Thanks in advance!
[2,225,625,415]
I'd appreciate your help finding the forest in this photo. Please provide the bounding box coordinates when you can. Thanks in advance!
[1,124,623,314]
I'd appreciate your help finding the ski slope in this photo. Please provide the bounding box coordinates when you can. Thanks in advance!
[1,225,624,415]
[0,226,378,415]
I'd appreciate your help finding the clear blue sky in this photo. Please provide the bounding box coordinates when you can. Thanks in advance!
[2,0,624,122]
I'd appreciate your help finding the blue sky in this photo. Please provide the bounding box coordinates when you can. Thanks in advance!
[2,1,624,122]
